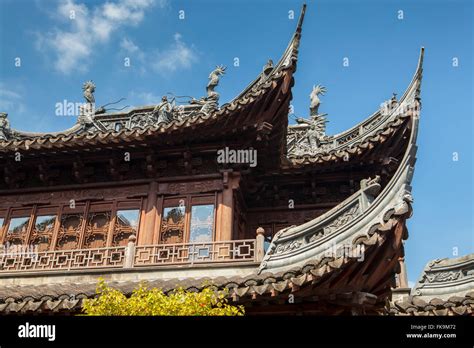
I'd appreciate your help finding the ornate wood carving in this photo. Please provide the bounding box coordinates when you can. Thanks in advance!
[158,180,223,195]
[29,215,56,252]
[0,185,149,208]
[56,214,83,250]
[83,212,111,249]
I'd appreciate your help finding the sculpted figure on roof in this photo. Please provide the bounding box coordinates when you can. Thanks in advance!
[82,80,96,104]
[189,65,226,116]
[309,84,326,116]
[78,80,99,127]
[0,112,10,140]
[296,114,327,148]
[153,96,175,124]
[263,59,274,76]
[206,65,226,96]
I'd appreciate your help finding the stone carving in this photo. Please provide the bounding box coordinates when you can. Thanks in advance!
[288,84,330,155]
[380,93,399,116]
[309,84,326,116]
[191,65,226,115]
[295,114,328,149]
[82,80,96,104]
[424,271,461,283]
[275,238,303,255]
[263,59,274,76]
[152,96,175,124]
[322,202,360,234]
[207,65,226,96]
[78,81,97,126]
[191,92,219,115]
[0,112,11,141]
[394,188,413,215]
[130,112,156,129]
[360,175,381,188]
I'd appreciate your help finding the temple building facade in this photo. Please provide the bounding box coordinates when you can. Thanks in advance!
[0,5,472,315]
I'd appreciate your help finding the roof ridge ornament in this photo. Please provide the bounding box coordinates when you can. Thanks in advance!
[190,65,227,115]
[0,112,11,141]
[289,84,329,154]
[263,59,274,76]
[78,80,107,131]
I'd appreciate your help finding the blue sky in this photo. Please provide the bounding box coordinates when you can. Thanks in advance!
[0,0,472,285]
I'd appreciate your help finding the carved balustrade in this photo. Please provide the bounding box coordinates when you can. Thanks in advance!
[0,238,258,274]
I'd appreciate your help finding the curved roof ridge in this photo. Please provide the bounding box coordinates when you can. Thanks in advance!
[10,123,84,139]
[287,47,424,162]
[224,4,306,106]
[331,46,424,140]
[0,5,307,148]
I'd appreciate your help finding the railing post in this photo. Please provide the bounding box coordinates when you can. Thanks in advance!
[124,234,136,268]
[256,227,265,262]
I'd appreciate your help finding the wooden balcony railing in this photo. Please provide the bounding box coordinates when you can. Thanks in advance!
[134,239,256,267]
[0,245,126,272]
[0,235,263,274]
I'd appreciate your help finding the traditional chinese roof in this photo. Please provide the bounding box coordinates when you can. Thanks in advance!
[0,5,428,315]
[0,55,422,312]
[390,254,474,316]
[286,48,424,165]
[0,7,305,155]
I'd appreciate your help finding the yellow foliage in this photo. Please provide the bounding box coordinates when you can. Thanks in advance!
[82,278,245,316]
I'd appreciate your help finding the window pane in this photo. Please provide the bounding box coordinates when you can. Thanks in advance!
[189,204,214,243]
[113,209,140,246]
[30,215,56,252]
[34,215,56,232]
[6,217,30,245]
[84,212,111,249]
[57,214,83,250]
[160,206,185,244]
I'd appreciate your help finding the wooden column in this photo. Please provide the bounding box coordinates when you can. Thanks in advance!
[106,200,118,247]
[152,195,164,244]
[139,181,157,245]
[256,227,265,262]
[217,171,240,242]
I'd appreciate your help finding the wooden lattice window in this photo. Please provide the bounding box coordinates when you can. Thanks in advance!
[30,212,57,252]
[113,209,140,246]
[57,212,84,250]
[83,211,111,249]
[4,209,31,246]
[160,199,186,244]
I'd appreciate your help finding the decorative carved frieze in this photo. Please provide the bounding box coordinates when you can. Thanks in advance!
[272,202,361,256]
[158,180,223,195]
[0,185,149,208]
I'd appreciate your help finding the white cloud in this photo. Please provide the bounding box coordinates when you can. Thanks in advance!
[120,37,139,53]
[152,33,198,75]
[408,280,415,288]
[37,0,164,74]
[0,83,26,114]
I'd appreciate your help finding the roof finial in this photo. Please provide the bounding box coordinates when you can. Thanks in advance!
[0,112,11,141]
[82,80,96,104]
[297,4,307,32]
